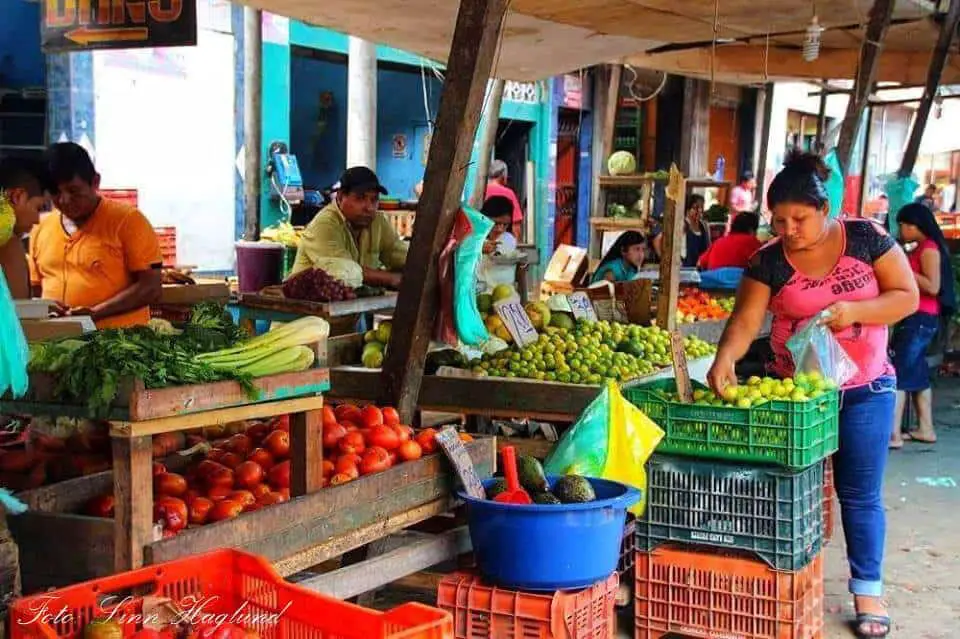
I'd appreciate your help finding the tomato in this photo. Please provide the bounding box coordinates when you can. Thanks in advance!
[84,494,115,518]
[131,628,168,639]
[334,456,359,479]
[393,424,413,443]
[152,462,167,477]
[321,459,335,479]
[329,473,354,486]
[206,466,235,489]
[84,619,123,639]
[247,448,275,472]
[360,405,384,429]
[459,432,474,443]
[263,430,291,459]
[335,404,362,424]
[219,452,244,469]
[154,472,188,497]
[183,489,202,505]
[278,488,291,501]
[399,440,423,462]
[338,431,366,456]
[205,448,228,463]
[267,460,291,489]
[250,483,271,499]
[227,490,257,510]
[206,485,233,502]
[196,460,229,480]
[322,405,338,427]
[382,407,401,427]
[322,422,347,450]
[257,491,285,506]
[207,500,244,522]
[368,424,400,451]
[234,461,265,489]
[415,429,438,454]
[387,451,398,466]
[188,497,214,525]
[271,414,291,433]
[360,446,391,475]
[224,434,254,456]
[244,422,272,444]
[154,496,188,532]
[340,420,359,433]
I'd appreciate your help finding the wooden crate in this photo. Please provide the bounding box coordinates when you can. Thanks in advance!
[236,289,398,338]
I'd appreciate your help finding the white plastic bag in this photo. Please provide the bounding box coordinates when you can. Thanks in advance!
[786,310,859,387]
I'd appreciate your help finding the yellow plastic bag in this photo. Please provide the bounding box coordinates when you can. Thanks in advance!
[544,381,663,515]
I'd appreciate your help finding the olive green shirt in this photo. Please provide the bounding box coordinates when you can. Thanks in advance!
[291,201,408,276]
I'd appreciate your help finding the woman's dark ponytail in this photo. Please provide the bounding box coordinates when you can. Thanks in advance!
[766,150,831,211]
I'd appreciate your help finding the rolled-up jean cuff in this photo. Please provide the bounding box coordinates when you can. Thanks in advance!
[849,578,883,597]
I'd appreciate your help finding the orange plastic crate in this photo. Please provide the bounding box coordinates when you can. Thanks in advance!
[437,572,618,639]
[155,226,177,267]
[101,189,139,209]
[634,546,823,639]
[10,549,453,639]
[823,457,835,545]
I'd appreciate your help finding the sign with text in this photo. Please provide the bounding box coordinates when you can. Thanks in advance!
[494,297,539,347]
[434,427,485,499]
[42,0,198,52]
[670,330,693,403]
[567,292,598,321]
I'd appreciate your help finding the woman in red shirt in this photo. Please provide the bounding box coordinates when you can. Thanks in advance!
[697,212,763,271]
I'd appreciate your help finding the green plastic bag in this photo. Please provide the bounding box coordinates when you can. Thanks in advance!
[824,150,845,219]
[884,173,919,239]
[544,381,663,515]
[453,205,493,345]
[0,267,28,399]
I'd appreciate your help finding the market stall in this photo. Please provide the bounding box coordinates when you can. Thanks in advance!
[236,288,399,336]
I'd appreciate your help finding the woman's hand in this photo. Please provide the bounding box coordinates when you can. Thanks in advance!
[820,301,858,330]
[706,354,737,396]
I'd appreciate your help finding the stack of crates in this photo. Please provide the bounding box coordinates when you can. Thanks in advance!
[624,379,840,639]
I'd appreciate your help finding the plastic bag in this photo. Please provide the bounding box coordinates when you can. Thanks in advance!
[698,267,744,290]
[545,381,664,515]
[823,149,845,220]
[786,310,859,387]
[435,210,473,345]
[0,267,28,399]
[884,172,920,240]
[453,205,493,345]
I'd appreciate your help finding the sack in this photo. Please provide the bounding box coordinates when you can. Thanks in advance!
[544,381,664,515]
[435,210,473,346]
[0,268,28,399]
[786,311,858,387]
[453,205,493,345]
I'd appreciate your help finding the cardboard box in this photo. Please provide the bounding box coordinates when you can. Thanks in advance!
[539,244,588,299]
[20,317,94,341]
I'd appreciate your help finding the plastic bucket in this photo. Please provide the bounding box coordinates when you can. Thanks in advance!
[459,476,641,591]
[235,241,284,293]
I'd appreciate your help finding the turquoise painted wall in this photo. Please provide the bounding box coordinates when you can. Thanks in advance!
[261,39,292,229]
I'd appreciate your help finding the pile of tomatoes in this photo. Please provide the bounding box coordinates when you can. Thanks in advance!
[321,403,445,486]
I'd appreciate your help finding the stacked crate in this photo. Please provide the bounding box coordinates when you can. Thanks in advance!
[625,379,840,639]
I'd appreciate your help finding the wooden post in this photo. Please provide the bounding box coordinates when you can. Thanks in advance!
[754,83,774,207]
[815,81,828,152]
[679,78,710,177]
[290,407,324,496]
[858,106,874,216]
[900,0,960,176]
[112,435,153,570]
[469,78,505,208]
[588,64,622,260]
[380,0,509,422]
[242,6,262,240]
[835,0,896,172]
[656,168,686,330]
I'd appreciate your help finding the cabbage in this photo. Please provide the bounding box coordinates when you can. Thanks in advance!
[607,151,637,176]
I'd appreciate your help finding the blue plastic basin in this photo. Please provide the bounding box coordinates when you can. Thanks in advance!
[459,475,641,591]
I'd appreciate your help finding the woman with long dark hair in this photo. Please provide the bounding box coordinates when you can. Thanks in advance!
[889,203,956,447]
[591,230,645,284]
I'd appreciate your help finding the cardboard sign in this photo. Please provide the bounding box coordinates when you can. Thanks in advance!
[567,291,598,321]
[42,0,198,52]
[434,427,486,499]
[494,298,539,347]
[670,331,693,403]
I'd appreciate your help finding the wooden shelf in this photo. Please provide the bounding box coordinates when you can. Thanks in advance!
[589,216,646,231]
[597,175,664,188]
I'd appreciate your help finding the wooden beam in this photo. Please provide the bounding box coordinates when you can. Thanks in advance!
[755,83,774,204]
[469,79,506,208]
[900,0,960,177]
[679,78,709,177]
[836,0,896,173]
[655,172,685,330]
[380,0,509,422]
[858,106,875,216]
[815,80,828,152]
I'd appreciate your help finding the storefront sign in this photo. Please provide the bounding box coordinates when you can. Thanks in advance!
[42,0,198,52]
[494,298,539,347]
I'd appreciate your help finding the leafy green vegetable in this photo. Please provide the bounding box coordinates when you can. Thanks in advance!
[178,302,249,352]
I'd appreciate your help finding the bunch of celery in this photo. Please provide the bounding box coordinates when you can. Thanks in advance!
[196,316,328,377]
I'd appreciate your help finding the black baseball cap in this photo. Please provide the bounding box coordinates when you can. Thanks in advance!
[336,166,388,196]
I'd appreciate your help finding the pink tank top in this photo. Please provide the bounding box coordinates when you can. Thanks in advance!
[909,238,941,316]
[745,220,897,389]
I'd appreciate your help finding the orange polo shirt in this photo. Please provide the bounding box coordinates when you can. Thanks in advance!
[28,198,162,329]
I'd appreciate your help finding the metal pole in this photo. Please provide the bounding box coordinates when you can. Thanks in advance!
[469,78,505,208]
[242,6,262,241]
[347,37,377,169]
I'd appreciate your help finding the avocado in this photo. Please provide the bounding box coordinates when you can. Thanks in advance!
[485,478,508,500]
[617,340,645,358]
[552,475,597,503]
[532,492,561,505]
[516,455,548,493]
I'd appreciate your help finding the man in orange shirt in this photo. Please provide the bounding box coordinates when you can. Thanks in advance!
[29,143,162,328]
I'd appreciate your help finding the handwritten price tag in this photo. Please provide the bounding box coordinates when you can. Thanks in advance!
[434,427,486,499]
[568,292,598,321]
[494,298,539,347]
[670,330,693,403]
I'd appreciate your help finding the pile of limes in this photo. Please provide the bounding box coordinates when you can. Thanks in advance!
[469,319,716,385]
[660,371,837,409]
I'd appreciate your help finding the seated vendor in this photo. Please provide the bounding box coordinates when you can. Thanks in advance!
[591,231,645,284]
[29,143,162,328]
[477,196,518,292]
[0,158,53,299]
[291,166,407,289]
[697,212,763,271]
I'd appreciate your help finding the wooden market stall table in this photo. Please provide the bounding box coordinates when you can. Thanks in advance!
[153,279,232,322]
[235,289,399,336]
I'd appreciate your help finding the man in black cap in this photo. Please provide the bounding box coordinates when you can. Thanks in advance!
[291,166,408,289]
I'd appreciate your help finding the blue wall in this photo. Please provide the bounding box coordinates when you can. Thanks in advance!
[0,0,44,88]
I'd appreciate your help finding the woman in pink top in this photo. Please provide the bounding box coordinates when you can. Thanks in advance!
[889,203,956,447]
[707,152,918,639]
[485,160,523,238]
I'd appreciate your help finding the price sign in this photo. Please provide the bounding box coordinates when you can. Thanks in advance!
[568,292,598,321]
[670,330,693,403]
[434,427,486,499]
[494,298,539,347]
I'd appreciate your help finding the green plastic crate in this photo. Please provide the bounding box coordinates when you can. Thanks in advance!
[637,454,824,571]
[624,379,839,469]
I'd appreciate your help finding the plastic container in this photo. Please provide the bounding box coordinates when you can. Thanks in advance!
[637,454,824,571]
[635,546,824,639]
[823,456,835,545]
[624,379,839,469]
[235,241,284,293]
[10,548,453,639]
[618,513,636,579]
[437,572,618,639]
[459,476,640,591]
[155,226,177,267]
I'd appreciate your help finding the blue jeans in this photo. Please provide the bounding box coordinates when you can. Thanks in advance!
[891,312,938,391]
[835,375,896,597]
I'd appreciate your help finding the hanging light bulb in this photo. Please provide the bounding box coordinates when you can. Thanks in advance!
[803,15,824,62]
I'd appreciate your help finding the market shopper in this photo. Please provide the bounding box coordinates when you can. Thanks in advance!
[0,158,53,299]
[291,166,408,289]
[706,152,918,639]
[889,203,956,448]
[484,160,523,238]
[697,212,763,271]
[29,143,162,328]
[652,194,711,267]
[477,196,518,292]
[591,231,645,284]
